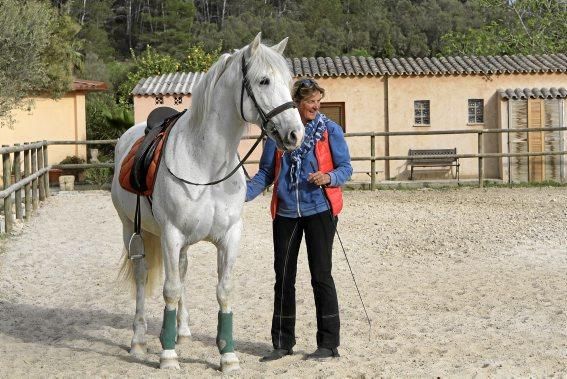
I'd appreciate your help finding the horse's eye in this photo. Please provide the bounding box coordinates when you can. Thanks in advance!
[259,77,270,85]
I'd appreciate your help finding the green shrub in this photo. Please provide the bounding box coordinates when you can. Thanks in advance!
[84,154,113,188]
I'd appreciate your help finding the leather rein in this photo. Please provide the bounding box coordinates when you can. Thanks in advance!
[165,53,296,186]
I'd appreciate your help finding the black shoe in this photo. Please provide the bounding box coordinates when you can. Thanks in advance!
[305,347,340,361]
[259,348,293,362]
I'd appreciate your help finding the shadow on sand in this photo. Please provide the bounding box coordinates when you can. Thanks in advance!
[0,301,272,369]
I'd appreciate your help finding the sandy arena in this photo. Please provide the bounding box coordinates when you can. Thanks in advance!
[0,188,566,377]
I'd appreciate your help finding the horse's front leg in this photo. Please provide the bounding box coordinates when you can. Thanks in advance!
[159,228,183,369]
[215,220,242,373]
[176,248,191,344]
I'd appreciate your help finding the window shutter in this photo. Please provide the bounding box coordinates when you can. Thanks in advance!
[509,100,528,182]
[543,99,562,181]
[528,99,545,182]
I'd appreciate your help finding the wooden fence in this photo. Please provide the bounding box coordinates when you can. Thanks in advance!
[1,128,566,235]
[0,140,116,235]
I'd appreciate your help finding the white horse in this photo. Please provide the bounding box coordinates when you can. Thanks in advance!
[111,33,304,372]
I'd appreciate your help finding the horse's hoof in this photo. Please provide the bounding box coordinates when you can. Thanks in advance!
[130,343,147,357]
[176,335,191,345]
[220,352,240,374]
[160,349,180,370]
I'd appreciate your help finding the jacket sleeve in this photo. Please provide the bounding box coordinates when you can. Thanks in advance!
[245,139,277,202]
[326,121,353,187]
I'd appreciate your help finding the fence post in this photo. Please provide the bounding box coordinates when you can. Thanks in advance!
[31,145,39,210]
[13,144,23,220]
[37,143,45,201]
[370,135,376,190]
[24,143,32,220]
[478,132,484,188]
[2,145,14,234]
[43,141,50,197]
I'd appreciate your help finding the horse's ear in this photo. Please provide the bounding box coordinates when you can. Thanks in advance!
[249,32,262,56]
[271,37,288,55]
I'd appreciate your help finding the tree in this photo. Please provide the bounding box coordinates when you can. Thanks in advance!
[141,0,197,59]
[440,0,567,55]
[72,0,117,61]
[41,14,83,97]
[185,43,222,72]
[0,0,77,127]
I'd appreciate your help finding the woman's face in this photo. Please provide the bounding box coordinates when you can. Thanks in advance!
[298,90,322,124]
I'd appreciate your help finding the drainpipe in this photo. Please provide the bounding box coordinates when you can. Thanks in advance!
[384,75,390,180]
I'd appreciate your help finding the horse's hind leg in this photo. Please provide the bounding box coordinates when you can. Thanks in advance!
[215,220,242,373]
[176,248,191,344]
[130,255,148,356]
[119,218,148,357]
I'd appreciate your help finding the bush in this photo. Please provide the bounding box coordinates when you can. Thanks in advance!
[84,154,113,188]
[59,155,86,182]
[59,155,85,165]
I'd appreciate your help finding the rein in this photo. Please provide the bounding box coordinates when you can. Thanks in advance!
[165,52,295,186]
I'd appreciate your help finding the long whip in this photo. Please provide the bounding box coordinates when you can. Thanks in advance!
[310,162,372,341]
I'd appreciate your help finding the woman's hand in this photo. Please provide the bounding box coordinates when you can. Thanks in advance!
[308,171,331,187]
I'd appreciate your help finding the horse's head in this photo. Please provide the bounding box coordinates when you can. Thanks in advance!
[239,33,304,151]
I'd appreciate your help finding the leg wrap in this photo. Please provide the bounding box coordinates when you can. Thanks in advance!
[216,311,234,354]
[160,308,177,350]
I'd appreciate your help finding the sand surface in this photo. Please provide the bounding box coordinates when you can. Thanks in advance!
[0,188,566,377]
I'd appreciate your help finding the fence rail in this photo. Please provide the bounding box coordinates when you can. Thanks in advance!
[2,127,566,235]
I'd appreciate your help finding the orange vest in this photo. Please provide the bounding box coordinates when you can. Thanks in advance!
[270,130,343,219]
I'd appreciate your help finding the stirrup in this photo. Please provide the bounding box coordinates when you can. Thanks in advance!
[128,233,145,260]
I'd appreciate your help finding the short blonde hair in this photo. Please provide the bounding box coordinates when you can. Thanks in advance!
[292,77,325,103]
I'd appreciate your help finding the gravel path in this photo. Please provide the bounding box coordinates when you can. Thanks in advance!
[0,188,566,377]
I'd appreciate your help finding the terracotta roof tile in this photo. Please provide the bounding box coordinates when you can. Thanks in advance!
[132,53,567,95]
[499,87,567,100]
[72,79,108,92]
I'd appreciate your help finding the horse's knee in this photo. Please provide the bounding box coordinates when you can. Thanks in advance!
[163,280,182,305]
[216,280,234,308]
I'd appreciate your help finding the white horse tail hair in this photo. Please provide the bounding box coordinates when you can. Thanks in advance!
[118,232,164,298]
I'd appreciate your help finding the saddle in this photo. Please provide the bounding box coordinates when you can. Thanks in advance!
[119,107,185,196]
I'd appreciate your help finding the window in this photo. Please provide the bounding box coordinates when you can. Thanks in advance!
[320,102,346,131]
[155,96,164,105]
[468,99,484,123]
[174,96,183,105]
[414,100,430,125]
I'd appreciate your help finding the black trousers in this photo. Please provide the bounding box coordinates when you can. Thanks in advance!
[271,210,340,350]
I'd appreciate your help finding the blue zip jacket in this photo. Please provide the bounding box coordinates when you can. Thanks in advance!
[246,114,352,217]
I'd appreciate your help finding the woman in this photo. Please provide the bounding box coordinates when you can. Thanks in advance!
[246,78,352,361]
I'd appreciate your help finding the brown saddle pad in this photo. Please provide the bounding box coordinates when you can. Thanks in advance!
[118,123,174,196]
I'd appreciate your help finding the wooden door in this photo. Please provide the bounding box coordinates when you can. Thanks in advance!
[320,102,346,131]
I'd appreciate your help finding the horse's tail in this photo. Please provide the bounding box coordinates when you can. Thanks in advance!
[118,232,163,298]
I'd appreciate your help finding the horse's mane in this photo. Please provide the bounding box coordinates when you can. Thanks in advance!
[189,43,292,128]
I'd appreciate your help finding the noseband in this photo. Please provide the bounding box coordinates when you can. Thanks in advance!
[239,54,296,136]
[166,52,297,186]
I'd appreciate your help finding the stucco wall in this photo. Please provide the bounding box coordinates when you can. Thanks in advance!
[387,73,567,179]
[132,72,566,182]
[134,95,192,123]
[1,93,87,166]
[318,76,386,180]
[240,76,386,178]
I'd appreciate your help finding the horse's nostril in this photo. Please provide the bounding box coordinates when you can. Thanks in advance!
[287,130,298,145]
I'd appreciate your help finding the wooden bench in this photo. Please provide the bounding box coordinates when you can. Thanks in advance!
[408,148,460,181]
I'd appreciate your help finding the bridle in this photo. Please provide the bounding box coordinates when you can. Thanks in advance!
[239,54,296,137]
[166,51,297,186]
